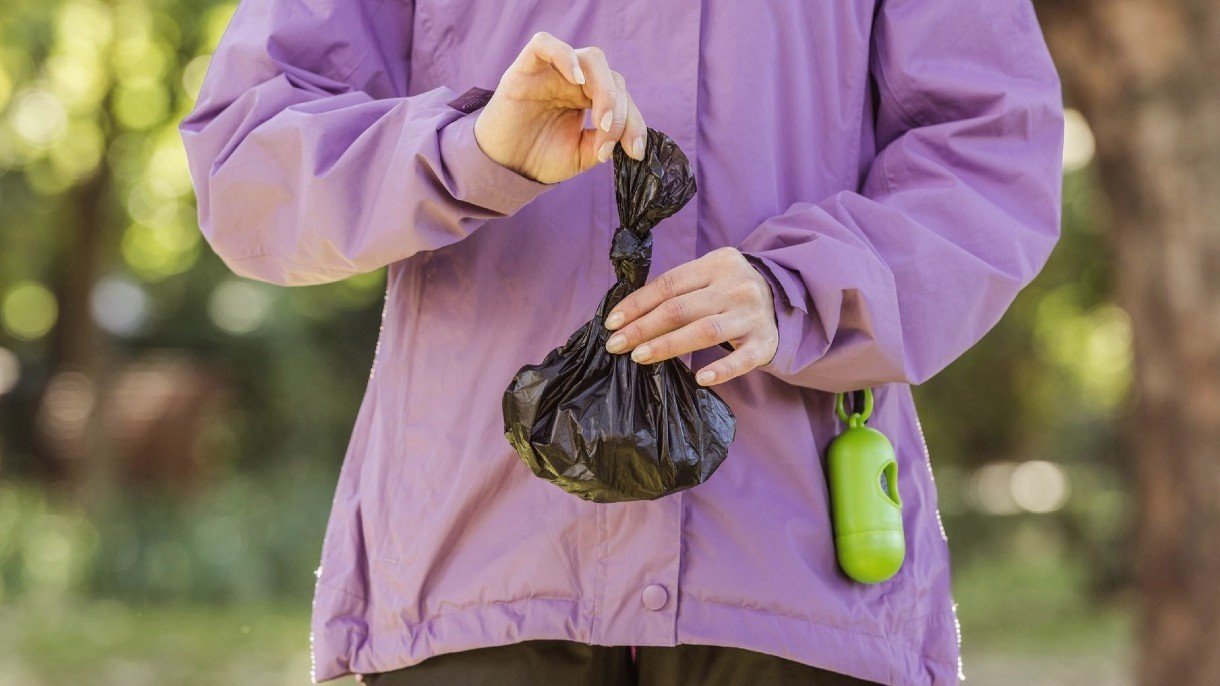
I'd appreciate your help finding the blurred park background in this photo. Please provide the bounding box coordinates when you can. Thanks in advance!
[1,1,1217,685]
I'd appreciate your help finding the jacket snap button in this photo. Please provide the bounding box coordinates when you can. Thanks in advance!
[641,584,668,611]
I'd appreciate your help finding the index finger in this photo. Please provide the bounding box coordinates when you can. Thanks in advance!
[575,47,620,143]
[605,260,712,330]
[512,31,585,87]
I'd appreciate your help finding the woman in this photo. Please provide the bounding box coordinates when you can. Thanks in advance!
[181,1,1063,684]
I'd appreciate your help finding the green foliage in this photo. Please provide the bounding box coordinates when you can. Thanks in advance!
[0,600,332,684]
[0,467,334,604]
[917,166,1132,592]
[0,0,388,479]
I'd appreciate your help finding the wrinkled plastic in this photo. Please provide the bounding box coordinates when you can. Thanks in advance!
[503,128,737,503]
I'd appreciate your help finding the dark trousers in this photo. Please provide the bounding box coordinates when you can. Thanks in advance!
[360,640,880,686]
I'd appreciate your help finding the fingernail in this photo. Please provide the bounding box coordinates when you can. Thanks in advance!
[599,110,613,132]
[631,345,652,363]
[696,370,716,385]
[573,64,586,85]
[606,334,627,354]
[632,137,645,159]
[597,140,615,163]
[605,312,624,329]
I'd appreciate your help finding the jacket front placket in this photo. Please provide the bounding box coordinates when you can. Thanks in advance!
[587,0,703,648]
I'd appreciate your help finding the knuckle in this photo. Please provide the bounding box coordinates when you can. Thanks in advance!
[656,273,679,299]
[700,317,725,342]
[661,299,686,326]
[749,277,769,302]
[530,31,552,45]
[739,347,759,369]
[710,246,737,265]
[622,322,645,345]
[762,337,778,364]
[736,279,767,303]
[719,357,736,378]
[582,45,605,60]
[649,337,672,358]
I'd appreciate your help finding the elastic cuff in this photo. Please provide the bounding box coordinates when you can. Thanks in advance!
[743,253,807,376]
[437,110,554,215]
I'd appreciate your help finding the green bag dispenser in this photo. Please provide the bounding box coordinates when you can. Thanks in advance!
[828,389,904,584]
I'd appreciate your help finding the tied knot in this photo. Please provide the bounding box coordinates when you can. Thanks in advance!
[610,227,653,290]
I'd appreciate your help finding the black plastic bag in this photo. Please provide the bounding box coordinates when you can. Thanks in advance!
[503,128,737,503]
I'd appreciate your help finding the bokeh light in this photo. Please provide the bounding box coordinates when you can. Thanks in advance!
[1,282,59,341]
[46,53,108,110]
[208,280,273,335]
[48,118,106,181]
[969,460,1072,515]
[113,39,170,84]
[9,90,68,149]
[1035,290,1134,409]
[120,221,201,281]
[970,462,1022,516]
[113,80,170,131]
[1011,460,1072,514]
[56,0,114,53]
[146,129,193,195]
[181,54,210,100]
[90,276,151,336]
[127,179,180,227]
[1063,108,1096,173]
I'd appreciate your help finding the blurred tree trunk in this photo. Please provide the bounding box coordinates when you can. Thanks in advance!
[38,33,117,494]
[41,164,114,489]
[52,172,108,377]
[1035,2,1220,684]
[28,170,109,483]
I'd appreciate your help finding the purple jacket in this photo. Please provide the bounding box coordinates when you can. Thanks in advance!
[182,1,1062,684]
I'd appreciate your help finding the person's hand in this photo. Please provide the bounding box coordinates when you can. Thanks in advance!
[603,248,780,386]
[474,32,647,184]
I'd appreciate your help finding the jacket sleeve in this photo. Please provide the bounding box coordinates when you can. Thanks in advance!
[180,0,551,286]
[739,0,1063,393]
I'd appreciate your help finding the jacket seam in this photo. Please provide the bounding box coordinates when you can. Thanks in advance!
[590,502,608,643]
[315,589,959,669]
[400,595,583,632]
[871,27,927,130]
[458,178,528,209]
[879,139,898,195]
[316,576,370,603]
[221,247,273,263]
[314,580,586,631]
[224,247,362,278]
[333,0,392,83]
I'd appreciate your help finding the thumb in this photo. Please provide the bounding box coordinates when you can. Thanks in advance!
[577,128,615,175]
